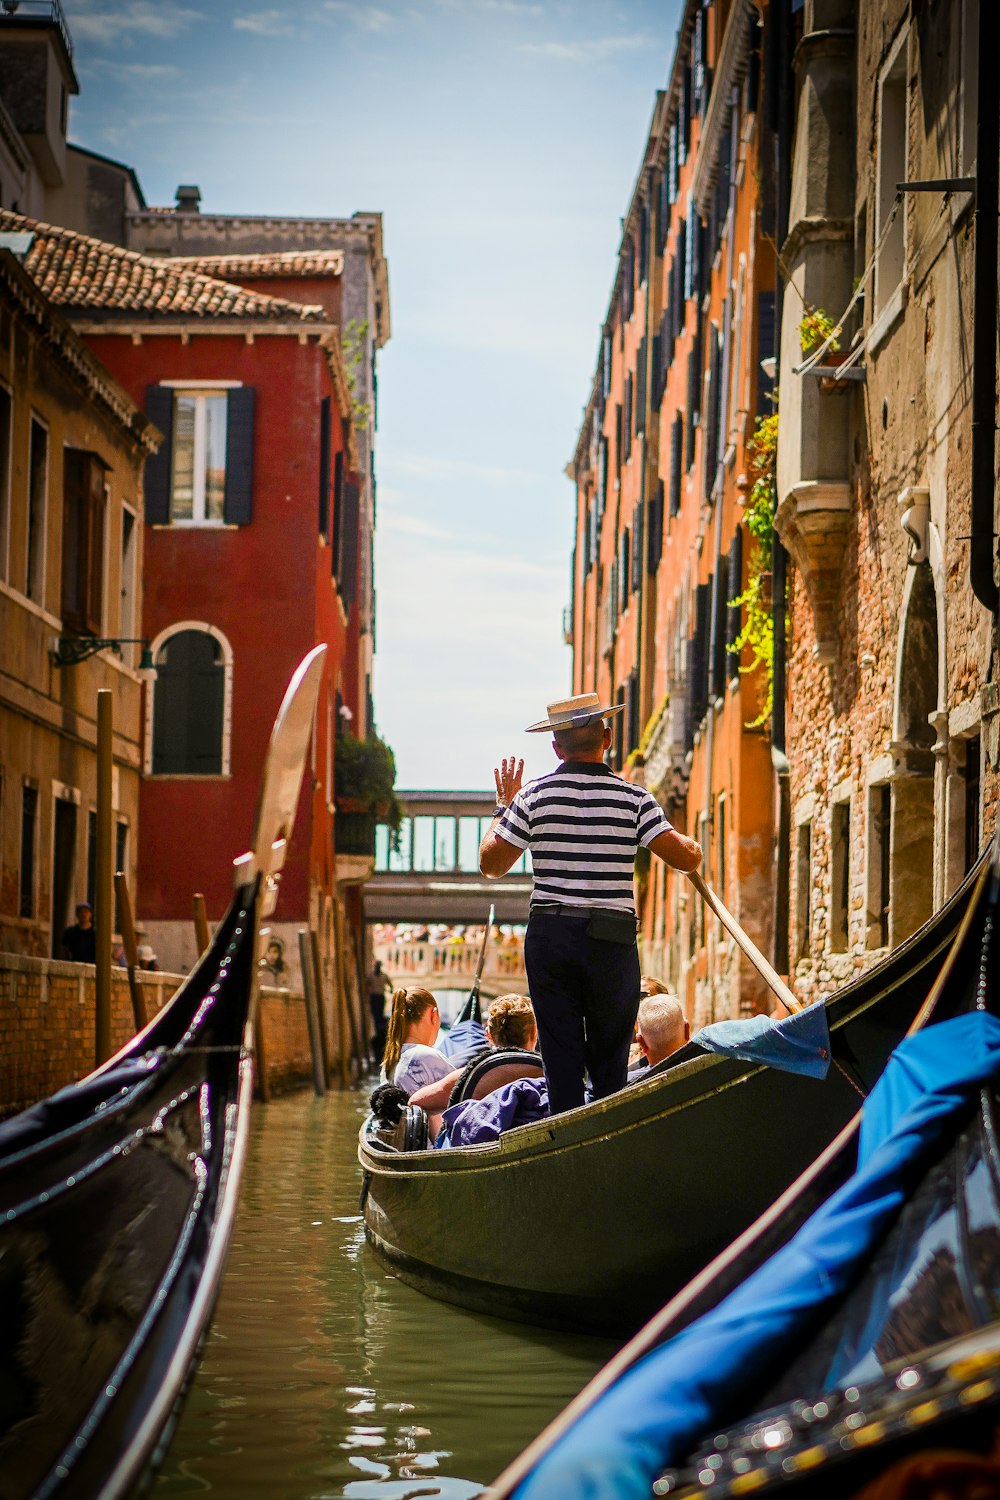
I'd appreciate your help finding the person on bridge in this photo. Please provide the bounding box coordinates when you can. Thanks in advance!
[382,987,455,1095]
[479,692,702,1115]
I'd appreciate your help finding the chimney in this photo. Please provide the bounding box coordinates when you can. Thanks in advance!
[175,184,201,214]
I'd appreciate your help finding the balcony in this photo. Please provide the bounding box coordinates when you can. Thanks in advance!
[335,810,376,885]
[0,1,74,59]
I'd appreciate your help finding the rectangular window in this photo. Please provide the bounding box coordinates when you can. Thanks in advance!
[830,800,851,953]
[796,822,812,960]
[27,417,48,602]
[388,817,412,872]
[866,784,891,950]
[19,784,38,919]
[114,818,128,931]
[964,733,981,873]
[62,450,106,635]
[0,384,11,579]
[412,815,435,872]
[875,35,907,313]
[435,816,456,871]
[458,815,481,872]
[169,392,227,523]
[120,505,137,640]
[375,823,390,871]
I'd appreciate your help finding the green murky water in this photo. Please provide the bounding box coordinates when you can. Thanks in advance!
[154,1089,614,1497]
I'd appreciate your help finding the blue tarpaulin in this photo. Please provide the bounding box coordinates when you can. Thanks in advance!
[694,1000,831,1078]
[511,1011,1000,1500]
[439,1076,550,1148]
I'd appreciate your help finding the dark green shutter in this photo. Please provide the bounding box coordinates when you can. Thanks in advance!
[339,478,360,611]
[332,450,344,576]
[669,415,683,517]
[727,527,744,680]
[647,481,663,573]
[711,560,728,700]
[631,503,643,593]
[224,386,255,525]
[144,385,173,525]
[318,396,331,539]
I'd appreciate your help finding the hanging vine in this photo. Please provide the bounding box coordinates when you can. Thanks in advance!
[729,412,783,728]
[342,318,372,431]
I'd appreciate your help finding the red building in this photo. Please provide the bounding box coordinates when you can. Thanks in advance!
[6,210,376,1005]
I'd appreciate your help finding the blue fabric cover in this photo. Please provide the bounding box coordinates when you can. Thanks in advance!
[512,1012,1000,1500]
[438,1018,488,1067]
[440,1076,550,1148]
[0,1053,161,1159]
[694,1000,831,1079]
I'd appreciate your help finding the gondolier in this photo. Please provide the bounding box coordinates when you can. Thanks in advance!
[480,692,701,1114]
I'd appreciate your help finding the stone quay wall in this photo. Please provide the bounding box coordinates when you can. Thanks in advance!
[0,951,319,1117]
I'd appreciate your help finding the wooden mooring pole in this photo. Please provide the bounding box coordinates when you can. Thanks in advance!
[192,893,211,955]
[114,871,148,1031]
[298,928,327,1097]
[95,690,113,1066]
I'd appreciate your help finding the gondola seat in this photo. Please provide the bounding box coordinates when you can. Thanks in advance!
[448,1049,544,1106]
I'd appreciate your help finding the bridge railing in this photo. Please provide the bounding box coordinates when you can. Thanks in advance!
[374,939,525,981]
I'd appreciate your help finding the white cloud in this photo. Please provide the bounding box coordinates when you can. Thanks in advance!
[88,58,179,79]
[381,453,539,488]
[70,1,202,44]
[520,34,650,64]
[232,8,296,35]
[322,1,394,30]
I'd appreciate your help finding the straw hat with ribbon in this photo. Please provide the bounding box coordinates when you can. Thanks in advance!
[525,692,625,735]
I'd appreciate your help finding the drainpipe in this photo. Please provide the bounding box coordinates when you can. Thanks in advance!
[970,0,999,615]
[769,0,794,975]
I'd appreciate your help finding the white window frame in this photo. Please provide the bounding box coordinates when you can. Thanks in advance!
[145,620,234,777]
[169,390,229,528]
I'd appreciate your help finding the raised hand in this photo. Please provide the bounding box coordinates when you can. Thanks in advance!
[494,755,524,807]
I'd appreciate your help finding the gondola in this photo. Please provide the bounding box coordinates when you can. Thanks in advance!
[0,646,326,1500]
[489,841,1000,1500]
[359,850,990,1337]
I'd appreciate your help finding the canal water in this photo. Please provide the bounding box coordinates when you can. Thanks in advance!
[154,1088,615,1498]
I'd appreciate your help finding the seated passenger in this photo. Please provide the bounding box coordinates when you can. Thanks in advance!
[627,994,690,1080]
[627,975,672,1069]
[383,987,455,1095]
[409,993,537,1114]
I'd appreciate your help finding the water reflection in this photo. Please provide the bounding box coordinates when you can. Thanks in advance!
[155,1090,614,1498]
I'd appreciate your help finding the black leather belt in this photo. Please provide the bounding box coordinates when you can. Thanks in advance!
[530,903,637,921]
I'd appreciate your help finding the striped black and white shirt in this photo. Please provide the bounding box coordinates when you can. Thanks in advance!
[496,761,673,914]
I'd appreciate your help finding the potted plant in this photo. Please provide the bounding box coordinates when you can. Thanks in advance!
[799,306,841,360]
[335,732,403,837]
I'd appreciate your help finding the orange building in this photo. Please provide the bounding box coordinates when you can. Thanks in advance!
[569,0,781,1023]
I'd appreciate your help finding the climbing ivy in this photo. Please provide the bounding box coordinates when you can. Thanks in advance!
[728,412,784,728]
[342,318,372,431]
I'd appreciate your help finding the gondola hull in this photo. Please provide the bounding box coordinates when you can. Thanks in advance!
[360,857,985,1336]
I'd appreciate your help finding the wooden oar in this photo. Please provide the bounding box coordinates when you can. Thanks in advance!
[455,903,495,1025]
[688,869,802,1014]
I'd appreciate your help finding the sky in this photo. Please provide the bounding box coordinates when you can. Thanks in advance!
[65,0,683,790]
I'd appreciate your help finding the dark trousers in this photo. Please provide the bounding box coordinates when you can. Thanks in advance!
[523,911,641,1115]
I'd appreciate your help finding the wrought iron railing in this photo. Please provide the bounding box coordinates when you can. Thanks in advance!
[0,1,74,59]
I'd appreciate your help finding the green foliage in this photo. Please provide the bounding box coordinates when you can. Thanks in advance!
[799,307,841,356]
[335,731,403,832]
[342,318,372,431]
[728,413,784,728]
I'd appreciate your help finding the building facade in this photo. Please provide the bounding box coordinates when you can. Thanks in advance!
[569,0,998,1015]
[0,244,157,958]
[775,0,997,1000]
[569,0,780,1022]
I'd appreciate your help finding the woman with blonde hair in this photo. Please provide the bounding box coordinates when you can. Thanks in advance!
[383,987,455,1095]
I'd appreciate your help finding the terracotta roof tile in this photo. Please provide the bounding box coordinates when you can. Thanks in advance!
[0,210,326,323]
[167,249,344,278]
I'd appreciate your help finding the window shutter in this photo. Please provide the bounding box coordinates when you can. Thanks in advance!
[688,581,710,732]
[632,503,643,593]
[590,499,599,566]
[686,321,702,468]
[318,396,331,540]
[680,64,692,161]
[598,437,608,518]
[638,205,649,284]
[727,526,743,680]
[669,415,683,516]
[615,403,623,477]
[338,479,360,610]
[223,386,255,526]
[704,326,721,502]
[627,670,640,753]
[603,333,613,399]
[684,206,694,301]
[332,450,344,576]
[144,385,173,525]
[757,290,776,414]
[647,481,664,573]
[676,219,687,316]
[651,334,663,412]
[620,529,630,612]
[711,560,729,700]
[635,338,647,435]
[624,374,633,460]
[667,124,678,208]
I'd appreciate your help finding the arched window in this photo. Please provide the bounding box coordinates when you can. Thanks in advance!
[148,624,232,775]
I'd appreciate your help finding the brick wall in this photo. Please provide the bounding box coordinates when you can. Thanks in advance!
[0,953,326,1117]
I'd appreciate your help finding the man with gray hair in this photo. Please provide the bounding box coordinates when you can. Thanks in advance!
[629,993,690,1078]
[480,692,701,1114]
